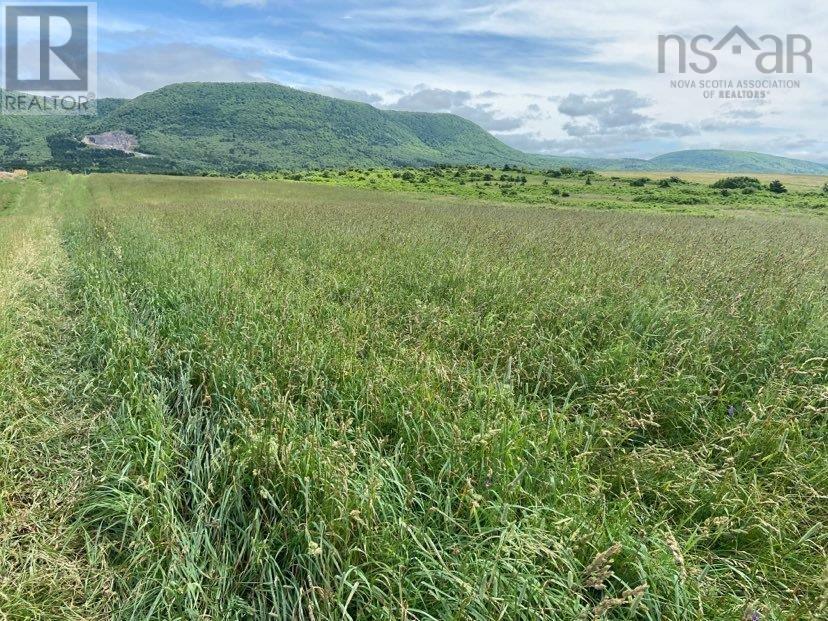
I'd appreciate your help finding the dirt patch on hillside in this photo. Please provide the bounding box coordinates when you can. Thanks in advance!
[82,131,152,158]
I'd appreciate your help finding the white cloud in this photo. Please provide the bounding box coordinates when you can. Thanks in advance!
[99,44,268,99]
[381,86,529,132]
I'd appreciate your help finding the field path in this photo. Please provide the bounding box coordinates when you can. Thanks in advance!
[0,174,110,620]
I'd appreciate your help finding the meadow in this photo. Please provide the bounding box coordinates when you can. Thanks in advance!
[240,165,828,215]
[0,172,826,620]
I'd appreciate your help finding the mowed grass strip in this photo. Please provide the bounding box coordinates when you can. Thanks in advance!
[0,174,111,620]
[1,173,826,619]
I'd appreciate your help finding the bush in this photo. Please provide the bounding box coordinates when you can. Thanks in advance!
[711,176,761,190]
[822,182,828,194]
[629,178,649,187]
[768,180,788,194]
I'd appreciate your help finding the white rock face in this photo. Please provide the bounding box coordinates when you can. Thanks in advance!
[82,131,139,153]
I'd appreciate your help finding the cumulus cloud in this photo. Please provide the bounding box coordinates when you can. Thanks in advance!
[383,86,527,132]
[497,88,703,157]
[558,89,652,135]
[499,131,651,160]
[724,109,763,120]
[99,44,268,99]
[652,122,698,137]
[699,118,752,131]
[310,86,383,105]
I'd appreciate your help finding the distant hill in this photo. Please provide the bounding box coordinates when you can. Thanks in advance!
[644,150,828,175]
[0,83,825,175]
[0,83,542,172]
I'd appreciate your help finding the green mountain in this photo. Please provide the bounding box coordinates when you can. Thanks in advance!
[646,150,828,174]
[1,83,544,172]
[0,83,825,175]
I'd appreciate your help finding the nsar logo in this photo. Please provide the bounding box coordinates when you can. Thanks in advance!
[658,26,812,75]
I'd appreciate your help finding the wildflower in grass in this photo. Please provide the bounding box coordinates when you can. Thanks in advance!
[308,541,322,557]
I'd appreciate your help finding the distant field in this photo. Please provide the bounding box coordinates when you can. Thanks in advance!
[242,165,828,215]
[605,170,828,192]
[1,173,826,620]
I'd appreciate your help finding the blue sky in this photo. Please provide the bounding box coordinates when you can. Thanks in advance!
[92,0,827,161]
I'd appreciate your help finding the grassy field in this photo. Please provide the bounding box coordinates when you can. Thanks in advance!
[604,171,828,193]
[240,166,828,215]
[0,172,826,620]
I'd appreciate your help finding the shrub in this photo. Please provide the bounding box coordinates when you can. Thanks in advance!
[822,182,828,194]
[768,180,788,194]
[711,176,761,190]
[629,178,649,187]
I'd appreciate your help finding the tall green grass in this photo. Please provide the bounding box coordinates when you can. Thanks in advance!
[1,173,826,619]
